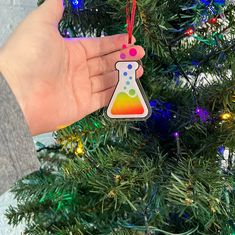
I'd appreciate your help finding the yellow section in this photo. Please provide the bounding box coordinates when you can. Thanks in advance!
[111,92,144,115]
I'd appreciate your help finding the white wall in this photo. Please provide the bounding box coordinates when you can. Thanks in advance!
[0,0,36,46]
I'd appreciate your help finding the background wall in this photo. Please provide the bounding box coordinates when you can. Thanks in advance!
[0,0,36,46]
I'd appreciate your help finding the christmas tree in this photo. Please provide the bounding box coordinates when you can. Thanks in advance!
[5,0,235,234]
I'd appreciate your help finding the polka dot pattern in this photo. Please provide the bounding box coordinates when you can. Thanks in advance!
[129,89,136,96]
[129,48,137,57]
[120,53,126,59]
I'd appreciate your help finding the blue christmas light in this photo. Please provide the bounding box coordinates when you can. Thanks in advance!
[200,0,210,7]
[218,146,225,156]
[71,0,84,9]
[214,0,225,6]
[200,0,225,7]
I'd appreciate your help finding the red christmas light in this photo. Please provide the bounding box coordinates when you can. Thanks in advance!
[208,17,217,24]
[184,28,194,36]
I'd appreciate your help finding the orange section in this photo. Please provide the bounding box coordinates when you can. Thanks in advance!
[111,92,144,115]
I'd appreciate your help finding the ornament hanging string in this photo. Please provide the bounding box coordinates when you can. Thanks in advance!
[126,0,137,44]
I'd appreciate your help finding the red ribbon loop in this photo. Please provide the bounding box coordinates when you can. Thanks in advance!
[126,0,137,44]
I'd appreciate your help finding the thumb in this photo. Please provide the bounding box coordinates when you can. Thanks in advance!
[36,0,64,23]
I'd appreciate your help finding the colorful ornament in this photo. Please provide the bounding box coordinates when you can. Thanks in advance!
[107,61,151,120]
[107,0,150,120]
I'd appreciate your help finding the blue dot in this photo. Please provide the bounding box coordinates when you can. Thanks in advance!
[126,81,130,85]
[129,76,132,80]
[128,64,132,69]
[123,72,128,76]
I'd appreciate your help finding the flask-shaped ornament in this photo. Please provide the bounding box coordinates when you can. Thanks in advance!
[107,61,151,120]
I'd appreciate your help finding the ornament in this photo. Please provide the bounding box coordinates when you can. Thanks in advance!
[107,61,151,120]
[220,112,233,121]
[107,0,151,120]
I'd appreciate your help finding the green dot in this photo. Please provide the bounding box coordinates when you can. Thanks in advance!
[129,89,136,96]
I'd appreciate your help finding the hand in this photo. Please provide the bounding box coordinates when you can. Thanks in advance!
[0,0,145,136]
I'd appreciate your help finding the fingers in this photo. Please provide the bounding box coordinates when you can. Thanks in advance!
[78,34,136,59]
[91,66,144,93]
[89,87,115,114]
[88,46,145,77]
[36,0,64,23]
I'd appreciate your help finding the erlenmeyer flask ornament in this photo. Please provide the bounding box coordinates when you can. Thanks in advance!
[107,61,151,120]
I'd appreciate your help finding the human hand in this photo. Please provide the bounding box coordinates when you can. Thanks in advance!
[0,0,145,136]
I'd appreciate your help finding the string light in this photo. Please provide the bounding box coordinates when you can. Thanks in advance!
[173,132,180,138]
[195,107,209,122]
[108,190,116,198]
[71,0,84,9]
[220,112,233,121]
[75,141,84,156]
[115,175,122,184]
[185,28,194,36]
[208,17,218,24]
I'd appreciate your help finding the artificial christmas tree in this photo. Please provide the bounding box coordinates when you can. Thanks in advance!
[5,0,235,234]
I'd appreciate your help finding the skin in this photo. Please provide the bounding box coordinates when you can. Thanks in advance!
[0,0,145,136]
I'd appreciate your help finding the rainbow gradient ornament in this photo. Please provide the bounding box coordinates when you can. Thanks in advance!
[107,61,151,120]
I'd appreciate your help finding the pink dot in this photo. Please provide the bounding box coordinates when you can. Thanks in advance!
[122,44,127,49]
[129,48,137,57]
[120,53,126,59]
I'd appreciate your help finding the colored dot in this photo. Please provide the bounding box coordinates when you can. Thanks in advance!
[122,44,127,49]
[124,86,127,90]
[123,72,128,76]
[129,89,136,96]
[129,48,137,57]
[129,76,132,80]
[128,64,132,69]
[120,53,126,59]
[126,81,130,85]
